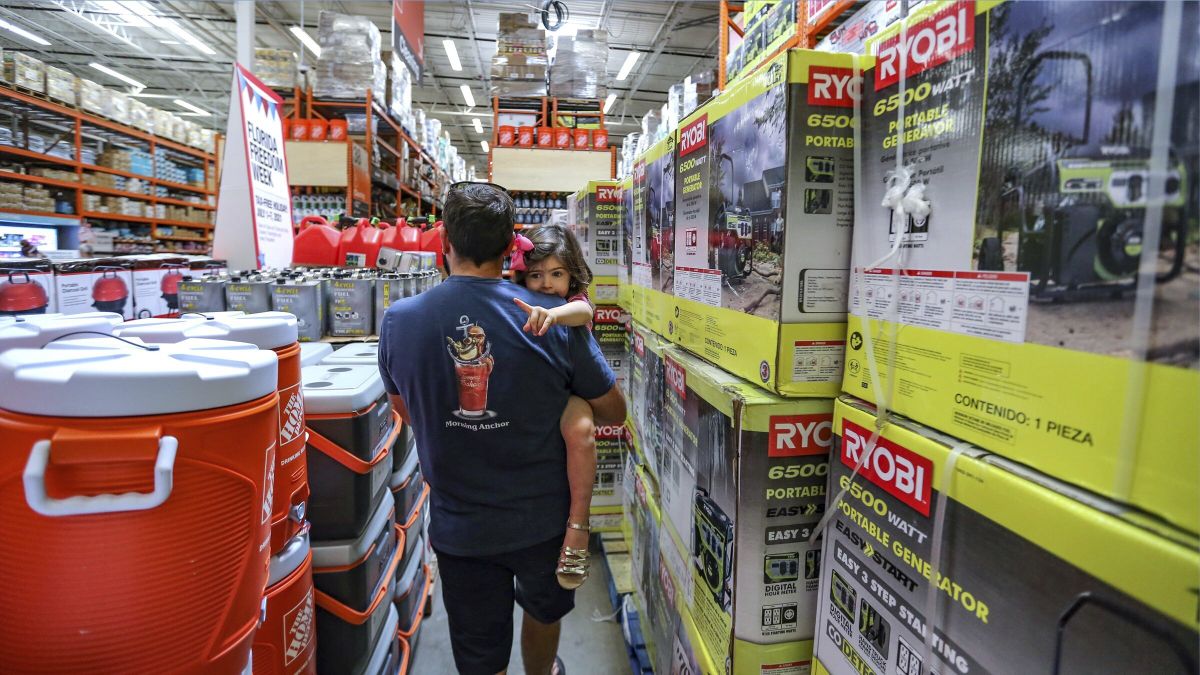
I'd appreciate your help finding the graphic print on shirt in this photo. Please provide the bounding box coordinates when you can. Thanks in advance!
[445,313,499,421]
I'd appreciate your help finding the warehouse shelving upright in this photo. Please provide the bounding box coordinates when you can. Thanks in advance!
[717,0,856,88]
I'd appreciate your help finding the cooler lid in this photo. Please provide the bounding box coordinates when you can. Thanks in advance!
[300,364,386,413]
[268,527,311,587]
[299,342,334,367]
[115,311,297,350]
[0,337,279,417]
[0,313,124,354]
[395,535,424,595]
[311,489,395,568]
[321,341,380,365]
[365,605,400,675]
[389,442,421,489]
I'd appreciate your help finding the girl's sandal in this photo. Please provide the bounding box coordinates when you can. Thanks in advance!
[556,545,590,590]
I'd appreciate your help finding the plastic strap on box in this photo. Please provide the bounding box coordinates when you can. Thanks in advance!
[397,563,434,639]
[305,410,401,475]
[811,9,922,544]
[919,440,969,675]
[1113,1,1183,500]
[401,483,430,531]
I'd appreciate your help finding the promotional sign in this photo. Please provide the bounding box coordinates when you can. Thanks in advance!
[392,0,425,83]
[214,64,294,270]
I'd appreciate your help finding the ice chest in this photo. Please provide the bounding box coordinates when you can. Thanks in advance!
[116,311,310,554]
[302,364,397,541]
[252,529,317,675]
[321,341,379,365]
[392,422,415,474]
[313,490,401,620]
[367,606,402,675]
[390,441,424,526]
[0,337,279,672]
[0,312,123,353]
[313,525,400,674]
[299,342,333,367]
[398,483,429,565]
[393,534,429,637]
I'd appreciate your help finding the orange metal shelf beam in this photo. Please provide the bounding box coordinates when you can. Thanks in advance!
[718,0,856,89]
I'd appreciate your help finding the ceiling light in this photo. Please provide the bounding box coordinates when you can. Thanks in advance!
[616,51,640,81]
[0,18,51,46]
[603,93,617,114]
[123,2,216,56]
[472,118,484,134]
[460,85,476,109]
[174,99,211,117]
[90,62,146,91]
[481,140,490,153]
[290,26,321,57]
[443,39,462,72]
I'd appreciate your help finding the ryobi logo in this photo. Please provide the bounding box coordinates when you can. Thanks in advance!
[595,306,625,324]
[633,161,646,182]
[665,356,687,399]
[596,424,625,438]
[769,414,834,457]
[679,115,708,157]
[876,1,974,91]
[808,66,860,108]
[841,420,932,516]
[597,185,620,203]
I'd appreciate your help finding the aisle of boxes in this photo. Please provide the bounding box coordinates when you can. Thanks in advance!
[593,2,1200,674]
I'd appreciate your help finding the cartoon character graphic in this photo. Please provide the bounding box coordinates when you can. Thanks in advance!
[446,315,495,419]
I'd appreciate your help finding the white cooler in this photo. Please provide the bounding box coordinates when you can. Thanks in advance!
[321,341,380,365]
[0,312,123,353]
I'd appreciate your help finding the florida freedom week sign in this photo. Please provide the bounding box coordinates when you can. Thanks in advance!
[214,63,294,269]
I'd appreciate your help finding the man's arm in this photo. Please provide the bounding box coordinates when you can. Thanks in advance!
[586,384,626,426]
[388,394,410,425]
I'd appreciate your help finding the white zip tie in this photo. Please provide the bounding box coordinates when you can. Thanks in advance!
[920,440,970,675]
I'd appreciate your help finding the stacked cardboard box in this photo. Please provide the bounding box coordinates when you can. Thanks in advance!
[549,31,608,100]
[313,11,386,100]
[2,51,44,92]
[254,48,298,89]
[491,13,548,97]
[45,66,78,105]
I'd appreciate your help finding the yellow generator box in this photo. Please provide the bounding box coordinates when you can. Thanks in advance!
[624,132,677,338]
[669,49,856,397]
[815,396,1199,674]
[844,0,1199,532]
[566,179,622,302]
[658,347,832,674]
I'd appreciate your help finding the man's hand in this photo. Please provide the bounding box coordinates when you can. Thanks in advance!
[514,298,558,336]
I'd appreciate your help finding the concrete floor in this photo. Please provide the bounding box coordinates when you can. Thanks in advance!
[410,552,630,674]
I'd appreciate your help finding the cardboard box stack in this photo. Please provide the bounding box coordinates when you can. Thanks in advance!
[2,51,45,92]
[491,13,548,97]
[312,10,386,100]
[254,48,298,89]
[549,31,609,100]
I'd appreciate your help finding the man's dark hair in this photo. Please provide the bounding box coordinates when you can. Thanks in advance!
[443,184,515,265]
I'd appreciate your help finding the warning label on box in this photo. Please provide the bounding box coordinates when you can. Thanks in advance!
[792,340,845,382]
[850,268,1029,343]
[633,262,653,289]
[675,266,722,307]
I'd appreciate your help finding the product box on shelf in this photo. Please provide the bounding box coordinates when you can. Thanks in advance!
[53,258,134,319]
[130,255,188,319]
[727,0,797,85]
[79,79,109,117]
[108,91,131,125]
[658,347,832,674]
[0,257,56,315]
[3,51,45,92]
[813,396,1199,675]
[844,0,1199,533]
[45,66,78,106]
[625,321,670,487]
[670,49,855,397]
[568,180,623,303]
[625,133,676,336]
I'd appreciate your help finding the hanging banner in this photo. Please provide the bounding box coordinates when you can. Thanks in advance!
[392,0,425,84]
[213,63,294,269]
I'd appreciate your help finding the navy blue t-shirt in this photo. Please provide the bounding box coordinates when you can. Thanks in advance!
[378,275,616,556]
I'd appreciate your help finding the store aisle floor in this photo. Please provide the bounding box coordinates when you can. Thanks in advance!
[414,550,629,674]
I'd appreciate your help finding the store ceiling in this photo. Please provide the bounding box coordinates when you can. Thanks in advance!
[0,0,721,173]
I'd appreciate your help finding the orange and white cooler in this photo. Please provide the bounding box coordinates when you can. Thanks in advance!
[0,337,279,672]
[252,528,317,675]
[115,311,310,554]
[312,490,403,674]
[0,312,123,353]
[302,363,397,541]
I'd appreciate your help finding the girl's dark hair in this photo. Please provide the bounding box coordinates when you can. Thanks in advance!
[516,224,592,296]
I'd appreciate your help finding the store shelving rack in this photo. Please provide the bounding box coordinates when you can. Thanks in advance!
[278,86,449,222]
[0,84,220,255]
[487,95,618,187]
[717,0,857,88]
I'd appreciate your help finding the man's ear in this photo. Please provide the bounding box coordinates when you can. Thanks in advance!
[503,235,516,257]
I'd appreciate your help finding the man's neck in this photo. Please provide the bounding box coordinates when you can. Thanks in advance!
[449,258,505,279]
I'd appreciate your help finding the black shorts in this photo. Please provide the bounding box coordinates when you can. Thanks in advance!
[434,536,575,674]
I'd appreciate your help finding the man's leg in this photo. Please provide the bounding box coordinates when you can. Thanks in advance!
[434,545,518,675]
[508,537,577,674]
[520,611,562,675]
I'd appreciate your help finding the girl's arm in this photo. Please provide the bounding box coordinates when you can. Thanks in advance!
[514,298,594,335]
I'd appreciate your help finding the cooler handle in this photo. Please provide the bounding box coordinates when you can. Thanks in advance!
[23,436,178,517]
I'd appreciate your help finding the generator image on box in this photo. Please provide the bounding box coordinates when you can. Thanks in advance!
[812,396,1199,675]
[671,49,856,397]
[658,347,832,675]
[846,0,1199,533]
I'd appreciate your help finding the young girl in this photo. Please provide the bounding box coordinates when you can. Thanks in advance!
[510,224,598,590]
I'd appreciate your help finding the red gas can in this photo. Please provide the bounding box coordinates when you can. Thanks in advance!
[337,219,385,269]
[293,216,341,267]
[420,224,445,269]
